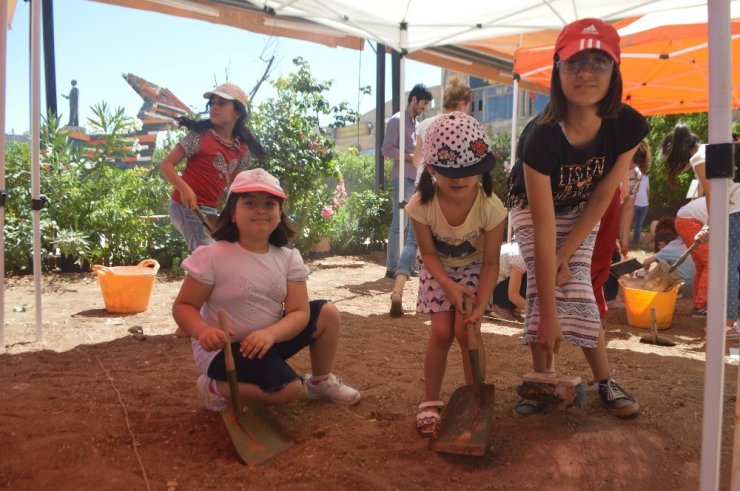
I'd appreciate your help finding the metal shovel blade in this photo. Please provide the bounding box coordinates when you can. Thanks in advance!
[220,401,293,466]
[429,382,495,456]
[217,312,292,466]
[430,299,494,457]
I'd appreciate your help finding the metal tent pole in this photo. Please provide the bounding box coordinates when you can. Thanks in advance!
[30,0,43,342]
[0,0,8,351]
[507,74,520,243]
[700,0,732,488]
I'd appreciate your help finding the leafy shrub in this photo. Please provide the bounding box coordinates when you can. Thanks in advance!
[251,57,358,253]
[3,107,187,273]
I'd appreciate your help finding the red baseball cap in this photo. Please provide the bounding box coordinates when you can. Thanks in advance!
[555,18,620,63]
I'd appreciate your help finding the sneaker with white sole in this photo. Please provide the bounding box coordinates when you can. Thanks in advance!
[304,373,361,405]
[196,375,228,412]
[596,379,639,418]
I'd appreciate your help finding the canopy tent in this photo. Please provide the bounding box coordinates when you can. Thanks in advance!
[1,1,736,488]
[512,5,740,115]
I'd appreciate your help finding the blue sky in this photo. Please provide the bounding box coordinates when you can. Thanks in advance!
[4,0,441,134]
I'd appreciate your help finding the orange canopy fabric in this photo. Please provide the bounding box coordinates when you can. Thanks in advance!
[513,19,740,115]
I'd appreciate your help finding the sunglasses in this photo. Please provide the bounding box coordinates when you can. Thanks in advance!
[556,55,614,75]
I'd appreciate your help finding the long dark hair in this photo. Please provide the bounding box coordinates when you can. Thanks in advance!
[538,55,623,126]
[177,98,267,161]
[661,124,700,182]
[633,139,652,174]
[211,192,296,247]
[417,166,494,204]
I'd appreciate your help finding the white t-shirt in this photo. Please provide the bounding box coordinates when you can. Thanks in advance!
[677,196,709,224]
[690,144,740,214]
[635,174,650,207]
[182,241,309,374]
[497,242,526,284]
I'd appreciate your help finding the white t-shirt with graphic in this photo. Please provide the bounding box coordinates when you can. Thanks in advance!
[182,241,309,374]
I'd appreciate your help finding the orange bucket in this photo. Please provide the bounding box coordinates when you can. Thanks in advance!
[619,279,681,329]
[92,259,160,314]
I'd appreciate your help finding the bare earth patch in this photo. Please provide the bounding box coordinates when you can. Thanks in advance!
[0,252,736,489]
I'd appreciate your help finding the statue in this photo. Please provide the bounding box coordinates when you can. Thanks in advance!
[62,79,79,127]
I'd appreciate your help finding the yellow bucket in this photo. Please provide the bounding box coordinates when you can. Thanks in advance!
[92,259,160,314]
[619,279,681,329]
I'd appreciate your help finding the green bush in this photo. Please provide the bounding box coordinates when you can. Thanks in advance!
[251,57,358,253]
[3,106,188,273]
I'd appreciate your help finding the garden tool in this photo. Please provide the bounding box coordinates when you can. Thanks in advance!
[194,207,216,236]
[610,257,644,279]
[430,297,495,457]
[642,239,699,292]
[218,312,292,465]
[639,308,677,347]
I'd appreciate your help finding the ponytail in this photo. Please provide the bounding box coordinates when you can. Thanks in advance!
[661,125,699,182]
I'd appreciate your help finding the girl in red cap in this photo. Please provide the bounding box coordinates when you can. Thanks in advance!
[173,168,361,412]
[507,18,648,418]
[160,83,266,252]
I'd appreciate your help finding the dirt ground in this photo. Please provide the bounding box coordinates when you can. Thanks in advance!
[0,252,738,490]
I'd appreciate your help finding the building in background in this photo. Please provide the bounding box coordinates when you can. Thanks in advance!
[330,70,548,155]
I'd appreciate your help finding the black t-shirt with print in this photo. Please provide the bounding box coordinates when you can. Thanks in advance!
[507,104,648,212]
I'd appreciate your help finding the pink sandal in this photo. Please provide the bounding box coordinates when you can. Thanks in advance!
[416,400,444,436]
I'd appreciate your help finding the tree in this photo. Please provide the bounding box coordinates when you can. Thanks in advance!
[251,57,359,252]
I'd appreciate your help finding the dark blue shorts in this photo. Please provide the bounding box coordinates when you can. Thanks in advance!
[207,299,327,393]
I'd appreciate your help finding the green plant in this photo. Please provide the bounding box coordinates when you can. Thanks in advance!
[2,105,184,273]
[644,113,709,221]
[251,57,359,252]
[331,189,391,254]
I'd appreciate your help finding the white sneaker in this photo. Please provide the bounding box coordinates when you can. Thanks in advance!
[304,373,361,406]
[196,375,228,412]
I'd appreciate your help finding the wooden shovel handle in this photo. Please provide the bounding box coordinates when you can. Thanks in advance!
[194,207,214,235]
[464,296,477,350]
[668,239,699,273]
[218,312,240,413]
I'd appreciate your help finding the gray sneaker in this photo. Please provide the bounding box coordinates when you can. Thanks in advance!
[304,373,361,405]
[597,379,639,418]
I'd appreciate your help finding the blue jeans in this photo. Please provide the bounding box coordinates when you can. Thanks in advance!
[631,205,649,247]
[727,211,740,321]
[168,200,216,252]
[386,177,418,275]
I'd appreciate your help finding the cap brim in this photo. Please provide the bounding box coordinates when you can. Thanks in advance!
[203,90,236,101]
[558,43,619,63]
[228,185,288,200]
[430,152,496,178]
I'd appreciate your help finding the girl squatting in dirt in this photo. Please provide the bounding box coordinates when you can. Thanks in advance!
[507,19,648,418]
[407,112,507,435]
[172,168,360,411]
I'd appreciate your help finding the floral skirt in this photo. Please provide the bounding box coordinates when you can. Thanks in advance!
[415,256,483,313]
[511,205,602,348]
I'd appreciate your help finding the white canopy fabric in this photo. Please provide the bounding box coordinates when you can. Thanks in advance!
[247,0,711,53]
[2,0,735,488]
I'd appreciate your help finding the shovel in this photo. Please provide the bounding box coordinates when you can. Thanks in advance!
[217,312,292,465]
[610,257,643,279]
[430,297,495,456]
[639,308,677,347]
[194,207,216,236]
[642,239,699,292]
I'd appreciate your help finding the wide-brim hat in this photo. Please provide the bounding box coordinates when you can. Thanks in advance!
[424,111,496,178]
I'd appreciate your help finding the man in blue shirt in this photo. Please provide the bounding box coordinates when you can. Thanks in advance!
[382,83,432,315]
